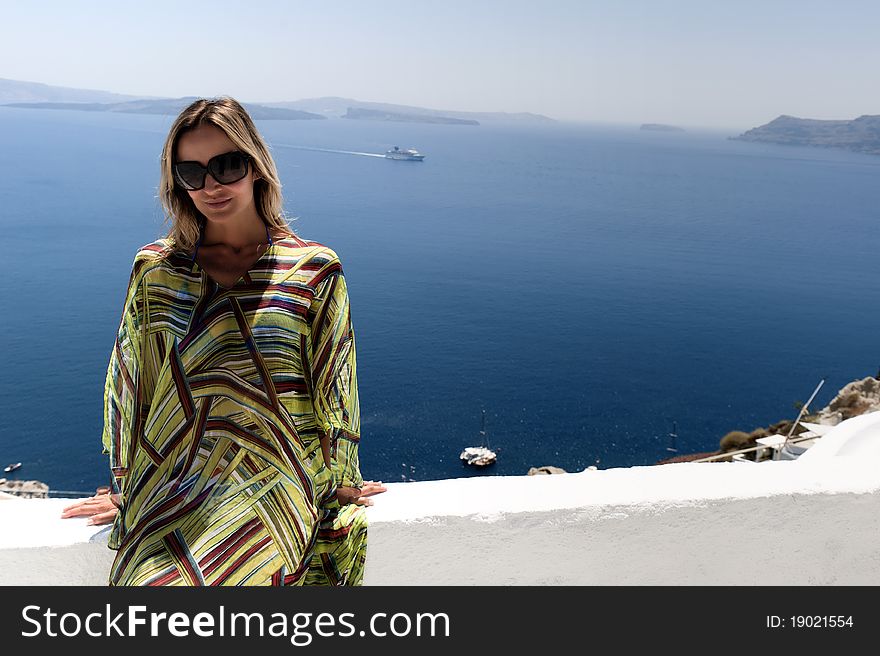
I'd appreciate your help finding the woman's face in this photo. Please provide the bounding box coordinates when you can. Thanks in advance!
[175,123,259,227]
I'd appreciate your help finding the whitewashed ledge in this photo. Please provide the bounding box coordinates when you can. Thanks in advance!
[2,411,880,586]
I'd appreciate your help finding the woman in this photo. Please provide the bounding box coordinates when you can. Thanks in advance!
[63,97,384,585]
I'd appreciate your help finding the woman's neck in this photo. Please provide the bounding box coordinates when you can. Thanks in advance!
[201,211,268,250]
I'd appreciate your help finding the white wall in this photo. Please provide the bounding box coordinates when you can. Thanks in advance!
[2,454,878,585]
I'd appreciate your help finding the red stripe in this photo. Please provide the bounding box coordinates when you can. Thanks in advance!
[317,525,351,541]
[165,532,203,586]
[169,346,195,420]
[172,397,211,490]
[211,535,273,586]
[310,262,343,290]
[116,487,213,556]
[274,381,308,394]
[188,377,306,450]
[282,551,313,585]
[201,518,264,577]
[149,568,182,586]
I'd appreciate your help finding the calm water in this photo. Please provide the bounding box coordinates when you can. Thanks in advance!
[1,107,879,493]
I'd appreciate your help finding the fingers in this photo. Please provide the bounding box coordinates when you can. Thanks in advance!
[60,495,118,519]
[335,486,378,507]
[360,481,387,497]
[61,497,99,517]
[86,510,117,526]
[61,500,86,515]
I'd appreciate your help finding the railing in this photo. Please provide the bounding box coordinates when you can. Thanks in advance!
[689,432,819,463]
[691,379,827,464]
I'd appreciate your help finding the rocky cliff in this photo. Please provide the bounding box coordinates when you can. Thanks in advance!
[0,479,49,499]
[733,115,880,155]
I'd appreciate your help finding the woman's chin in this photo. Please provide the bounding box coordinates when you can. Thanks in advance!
[199,208,239,224]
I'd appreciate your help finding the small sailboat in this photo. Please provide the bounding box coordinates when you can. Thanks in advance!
[4,462,22,473]
[460,410,497,467]
[666,421,678,453]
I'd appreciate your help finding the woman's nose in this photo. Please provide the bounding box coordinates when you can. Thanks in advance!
[203,171,223,191]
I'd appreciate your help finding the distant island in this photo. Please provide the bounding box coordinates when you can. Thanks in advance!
[3,97,324,120]
[0,78,555,125]
[268,97,554,124]
[0,76,148,104]
[343,107,478,125]
[732,114,880,155]
[640,123,685,132]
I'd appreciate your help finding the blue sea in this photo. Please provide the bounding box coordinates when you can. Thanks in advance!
[1,107,879,494]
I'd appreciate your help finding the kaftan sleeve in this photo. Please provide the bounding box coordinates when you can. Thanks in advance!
[308,259,363,490]
[101,256,146,548]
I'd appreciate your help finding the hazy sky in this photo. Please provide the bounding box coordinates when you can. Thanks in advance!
[3,0,879,129]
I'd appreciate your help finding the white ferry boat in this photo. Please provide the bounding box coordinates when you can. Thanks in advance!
[385,146,425,161]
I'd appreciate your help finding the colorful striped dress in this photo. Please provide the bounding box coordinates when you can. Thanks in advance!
[101,233,366,586]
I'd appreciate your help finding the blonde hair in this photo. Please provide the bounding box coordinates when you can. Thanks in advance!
[159,97,293,253]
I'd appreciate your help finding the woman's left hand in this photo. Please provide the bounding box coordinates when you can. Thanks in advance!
[336,480,387,506]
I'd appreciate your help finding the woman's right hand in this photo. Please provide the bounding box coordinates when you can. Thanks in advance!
[60,490,120,526]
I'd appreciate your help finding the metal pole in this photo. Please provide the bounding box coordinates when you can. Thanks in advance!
[781,379,825,451]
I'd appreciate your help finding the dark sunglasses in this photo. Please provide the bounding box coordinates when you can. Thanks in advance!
[173,150,251,190]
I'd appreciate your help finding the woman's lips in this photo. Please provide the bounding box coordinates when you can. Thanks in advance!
[204,198,232,208]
